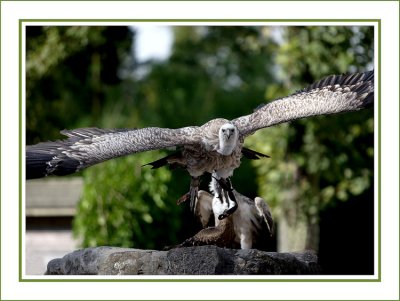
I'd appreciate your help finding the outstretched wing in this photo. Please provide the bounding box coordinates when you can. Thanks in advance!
[26,126,200,179]
[232,70,374,137]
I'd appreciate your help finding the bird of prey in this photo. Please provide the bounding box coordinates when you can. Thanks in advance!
[26,70,374,212]
[178,175,274,250]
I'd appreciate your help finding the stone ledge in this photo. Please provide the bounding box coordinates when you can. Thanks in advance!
[45,245,320,275]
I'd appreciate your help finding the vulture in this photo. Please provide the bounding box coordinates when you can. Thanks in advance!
[26,70,374,213]
[178,175,274,250]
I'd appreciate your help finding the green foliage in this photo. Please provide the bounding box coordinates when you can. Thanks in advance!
[247,26,374,232]
[26,26,133,143]
[275,26,374,81]
[73,151,183,249]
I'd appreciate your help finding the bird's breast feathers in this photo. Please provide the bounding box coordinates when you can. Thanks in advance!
[183,145,242,176]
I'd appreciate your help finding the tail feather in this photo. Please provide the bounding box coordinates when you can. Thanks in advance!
[241,147,270,160]
[142,152,185,170]
[144,148,269,172]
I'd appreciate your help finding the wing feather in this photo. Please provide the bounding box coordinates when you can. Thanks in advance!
[26,126,201,178]
[254,197,274,236]
[232,70,374,137]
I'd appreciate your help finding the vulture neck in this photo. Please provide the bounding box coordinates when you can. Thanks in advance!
[217,137,238,156]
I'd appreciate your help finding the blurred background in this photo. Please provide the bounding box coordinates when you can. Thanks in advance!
[25,25,374,275]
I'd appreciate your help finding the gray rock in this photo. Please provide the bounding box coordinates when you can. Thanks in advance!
[45,245,320,275]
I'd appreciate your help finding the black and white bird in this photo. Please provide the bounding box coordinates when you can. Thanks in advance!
[178,175,274,250]
[26,70,374,211]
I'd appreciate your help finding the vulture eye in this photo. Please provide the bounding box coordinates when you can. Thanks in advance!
[222,129,226,132]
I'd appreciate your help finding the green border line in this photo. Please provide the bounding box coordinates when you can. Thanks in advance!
[18,19,381,284]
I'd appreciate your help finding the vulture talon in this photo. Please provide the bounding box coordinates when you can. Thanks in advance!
[177,193,190,205]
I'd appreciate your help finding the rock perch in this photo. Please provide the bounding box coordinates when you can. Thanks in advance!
[45,245,320,275]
